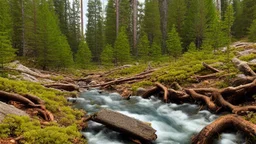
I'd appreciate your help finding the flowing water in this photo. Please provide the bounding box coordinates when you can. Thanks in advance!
[69,89,245,144]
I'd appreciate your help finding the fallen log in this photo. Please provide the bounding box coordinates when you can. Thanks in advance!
[155,82,169,103]
[192,115,256,144]
[44,83,79,91]
[91,109,157,142]
[202,62,221,73]
[232,57,256,76]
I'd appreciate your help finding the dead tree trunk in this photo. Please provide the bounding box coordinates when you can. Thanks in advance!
[155,82,169,103]
[192,115,256,144]
[44,83,79,91]
[91,109,157,142]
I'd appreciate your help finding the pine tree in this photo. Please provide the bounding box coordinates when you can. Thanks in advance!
[69,0,81,53]
[75,40,92,68]
[37,0,73,69]
[188,42,197,52]
[101,44,113,66]
[137,33,150,62]
[86,0,103,62]
[166,25,182,59]
[240,0,256,36]
[143,0,161,52]
[248,19,256,42]
[114,27,131,65]
[0,0,16,68]
[150,41,162,60]
[232,0,243,38]
[56,35,74,68]
[105,0,116,47]
[168,0,186,36]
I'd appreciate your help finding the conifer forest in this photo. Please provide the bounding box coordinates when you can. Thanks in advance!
[1,0,256,144]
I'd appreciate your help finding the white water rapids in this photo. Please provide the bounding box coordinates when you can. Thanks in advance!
[69,89,245,144]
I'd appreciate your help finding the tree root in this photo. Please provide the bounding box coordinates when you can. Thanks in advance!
[155,82,169,103]
[202,62,221,73]
[232,57,256,76]
[141,87,160,98]
[0,90,54,121]
[192,115,256,144]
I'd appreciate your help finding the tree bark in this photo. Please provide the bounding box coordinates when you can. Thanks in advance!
[232,57,256,76]
[44,83,79,91]
[155,82,169,103]
[192,115,256,144]
[202,62,221,73]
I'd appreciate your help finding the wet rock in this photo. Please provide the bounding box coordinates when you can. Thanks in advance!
[0,102,28,122]
[249,59,256,64]
[237,49,256,57]
[136,87,146,96]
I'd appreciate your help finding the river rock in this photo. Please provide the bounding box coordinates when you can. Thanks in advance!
[136,87,146,96]
[249,59,256,64]
[0,102,28,122]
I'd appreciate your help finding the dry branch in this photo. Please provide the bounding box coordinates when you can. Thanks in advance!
[192,115,256,144]
[202,62,221,73]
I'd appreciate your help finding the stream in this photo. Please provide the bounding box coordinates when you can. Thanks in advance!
[69,89,245,144]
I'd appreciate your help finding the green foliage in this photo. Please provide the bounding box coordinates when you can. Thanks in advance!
[150,41,162,60]
[249,19,256,42]
[107,65,147,79]
[75,40,92,68]
[166,25,182,59]
[188,42,197,52]
[101,44,113,66]
[0,0,16,67]
[0,115,85,144]
[105,0,116,47]
[0,77,84,126]
[114,27,131,65]
[239,53,256,62]
[143,0,161,50]
[137,33,150,62]
[131,81,153,92]
[86,0,103,62]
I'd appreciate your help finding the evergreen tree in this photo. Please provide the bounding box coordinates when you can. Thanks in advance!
[223,3,234,46]
[75,40,92,68]
[69,0,81,53]
[86,0,103,62]
[105,0,116,47]
[137,33,150,62]
[188,42,197,52]
[241,0,256,36]
[168,0,186,36]
[143,0,161,52]
[232,0,244,38]
[101,44,113,66]
[0,0,16,68]
[166,25,182,59]
[150,41,162,60]
[56,35,74,68]
[37,0,73,69]
[114,27,131,65]
[248,19,256,42]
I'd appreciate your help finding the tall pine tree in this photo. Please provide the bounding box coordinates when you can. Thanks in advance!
[75,40,92,68]
[167,25,182,60]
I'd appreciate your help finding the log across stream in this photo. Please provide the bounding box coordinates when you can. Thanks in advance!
[70,89,246,144]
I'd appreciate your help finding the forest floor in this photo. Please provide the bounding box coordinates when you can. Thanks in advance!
[1,41,256,143]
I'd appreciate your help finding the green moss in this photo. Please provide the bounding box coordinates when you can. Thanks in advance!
[0,78,86,143]
[131,81,153,91]
[239,53,256,61]
[108,65,147,78]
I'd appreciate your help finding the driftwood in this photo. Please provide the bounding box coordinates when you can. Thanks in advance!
[195,62,223,81]
[0,90,53,121]
[192,115,256,144]
[91,109,157,142]
[232,57,256,76]
[44,83,79,91]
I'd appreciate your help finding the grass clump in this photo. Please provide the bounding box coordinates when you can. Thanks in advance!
[239,53,256,62]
